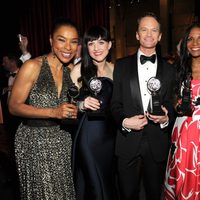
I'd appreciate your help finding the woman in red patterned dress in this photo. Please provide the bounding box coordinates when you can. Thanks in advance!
[164,22,200,200]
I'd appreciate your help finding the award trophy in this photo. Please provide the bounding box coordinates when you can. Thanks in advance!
[89,77,102,96]
[67,83,80,104]
[61,83,79,125]
[147,77,165,115]
[87,77,104,118]
[176,73,194,116]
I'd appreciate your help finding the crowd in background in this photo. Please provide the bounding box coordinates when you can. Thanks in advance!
[0,11,200,200]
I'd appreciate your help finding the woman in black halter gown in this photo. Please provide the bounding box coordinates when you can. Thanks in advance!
[71,25,117,200]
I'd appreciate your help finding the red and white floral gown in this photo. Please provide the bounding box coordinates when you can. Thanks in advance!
[164,80,200,200]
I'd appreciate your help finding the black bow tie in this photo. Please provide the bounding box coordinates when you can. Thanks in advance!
[140,54,156,64]
[9,73,17,77]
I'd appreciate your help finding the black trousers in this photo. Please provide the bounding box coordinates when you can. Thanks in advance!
[117,138,166,200]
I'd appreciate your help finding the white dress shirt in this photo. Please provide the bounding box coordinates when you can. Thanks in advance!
[122,50,157,132]
[19,52,31,63]
[122,50,168,131]
[137,50,157,113]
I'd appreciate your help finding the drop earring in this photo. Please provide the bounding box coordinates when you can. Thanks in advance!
[52,48,56,58]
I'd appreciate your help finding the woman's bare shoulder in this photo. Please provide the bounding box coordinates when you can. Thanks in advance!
[18,56,43,81]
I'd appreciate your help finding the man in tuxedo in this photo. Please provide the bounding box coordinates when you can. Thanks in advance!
[1,35,31,138]
[1,53,22,138]
[0,35,31,199]
[111,12,175,200]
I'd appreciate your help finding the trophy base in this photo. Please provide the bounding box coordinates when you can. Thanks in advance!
[87,110,106,120]
[148,109,165,116]
[61,119,79,125]
[148,99,165,116]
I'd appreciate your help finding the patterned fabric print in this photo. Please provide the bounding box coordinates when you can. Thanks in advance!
[164,80,200,200]
[15,56,75,200]
[28,56,72,107]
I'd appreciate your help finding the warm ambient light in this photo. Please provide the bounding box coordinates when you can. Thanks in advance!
[109,0,140,8]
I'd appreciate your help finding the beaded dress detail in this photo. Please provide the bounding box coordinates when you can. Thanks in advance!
[15,56,76,200]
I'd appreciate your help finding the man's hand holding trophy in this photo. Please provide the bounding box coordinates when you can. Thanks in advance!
[146,77,171,125]
[147,77,165,116]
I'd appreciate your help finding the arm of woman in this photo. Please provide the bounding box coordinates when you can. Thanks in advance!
[9,58,71,119]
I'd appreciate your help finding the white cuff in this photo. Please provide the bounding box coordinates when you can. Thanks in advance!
[160,120,169,129]
[20,53,31,63]
[122,118,131,132]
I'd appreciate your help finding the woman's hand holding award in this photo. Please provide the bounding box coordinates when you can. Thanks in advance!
[176,73,194,116]
[87,77,104,118]
[62,83,79,124]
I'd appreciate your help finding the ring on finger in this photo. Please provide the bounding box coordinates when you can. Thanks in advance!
[67,112,72,118]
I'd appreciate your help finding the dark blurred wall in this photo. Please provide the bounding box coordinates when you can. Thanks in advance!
[0,1,21,59]
[109,0,197,60]
[0,0,109,60]
[0,0,198,61]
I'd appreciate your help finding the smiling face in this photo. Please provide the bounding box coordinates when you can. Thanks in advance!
[50,25,79,64]
[187,27,200,58]
[136,16,162,54]
[87,37,112,63]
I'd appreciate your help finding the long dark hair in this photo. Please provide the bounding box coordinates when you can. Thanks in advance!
[79,25,111,91]
[175,22,200,95]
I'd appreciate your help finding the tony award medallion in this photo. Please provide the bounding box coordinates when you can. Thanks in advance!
[89,77,102,97]
[147,77,165,115]
[68,83,80,104]
[61,83,79,125]
[88,77,104,118]
[176,73,194,116]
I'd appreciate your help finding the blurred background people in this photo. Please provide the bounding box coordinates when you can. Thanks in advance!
[0,35,31,200]
[18,34,32,63]
[1,53,22,141]
[1,35,31,144]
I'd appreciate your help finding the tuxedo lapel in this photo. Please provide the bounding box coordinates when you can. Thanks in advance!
[129,55,144,113]
[155,56,167,99]
[155,57,163,81]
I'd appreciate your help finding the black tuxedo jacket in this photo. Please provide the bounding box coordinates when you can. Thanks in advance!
[111,53,175,162]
